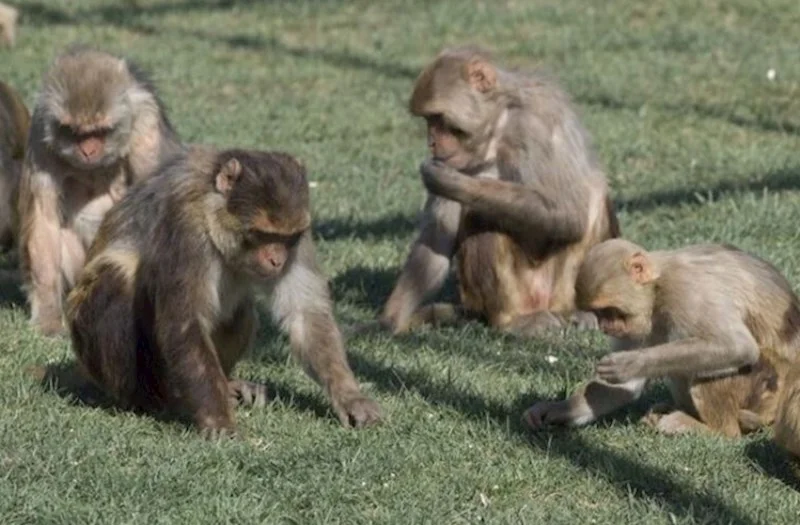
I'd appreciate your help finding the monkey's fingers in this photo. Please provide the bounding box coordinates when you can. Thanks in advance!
[522,401,563,431]
[568,311,599,331]
[333,396,383,429]
[199,425,239,441]
[228,379,268,409]
[342,320,384,338]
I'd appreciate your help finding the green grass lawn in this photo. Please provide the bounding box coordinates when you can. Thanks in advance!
[2,0,800,523]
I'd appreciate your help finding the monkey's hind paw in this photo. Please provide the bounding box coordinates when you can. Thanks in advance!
[333,395,383,429]
[641,410,704,436]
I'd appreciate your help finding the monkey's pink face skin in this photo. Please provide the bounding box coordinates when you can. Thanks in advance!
[425,114,474,171]
[246,243,288,280]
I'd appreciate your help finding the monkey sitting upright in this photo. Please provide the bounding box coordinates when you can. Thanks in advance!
[67,147,382,436]
[20,46,185,336]
[524,239,800,438]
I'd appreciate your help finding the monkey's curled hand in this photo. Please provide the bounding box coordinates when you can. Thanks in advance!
[332,392,383,429]
[522,400,572,430]
[596,351,644,383]
[419,158,461,198]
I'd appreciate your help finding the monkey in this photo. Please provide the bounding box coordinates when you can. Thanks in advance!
[66,146,382,436]
[379,46,619,337]
[522,238,800,438]
[0,3,18,48]
[774,364,800,475]
[19,46,184,336]
[0,80,30,250]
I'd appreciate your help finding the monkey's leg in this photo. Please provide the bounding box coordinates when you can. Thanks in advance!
[67,263,140,408]
[641,409,715,436]
[406,302,466,330]
[169,344,236,435]
[681,377,742,437]
[212,300,267,409]
[524,377,647,430]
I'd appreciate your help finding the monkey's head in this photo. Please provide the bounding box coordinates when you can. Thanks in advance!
[213,149,311,281]
[409,47,506,172]
[40,48,151,170]
[576,239,658,340]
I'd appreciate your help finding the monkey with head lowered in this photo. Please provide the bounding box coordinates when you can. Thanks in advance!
[67,147,382,436]
[523,239,800,438]
[380,46,619,336]
[19,46,184,336]
[0,80,30,250]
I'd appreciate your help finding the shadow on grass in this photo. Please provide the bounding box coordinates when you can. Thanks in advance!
[744,439,800,492]
[617,165,800,214]
[343,346,762,524]
[0,254,25,309]
[314,212,417,242]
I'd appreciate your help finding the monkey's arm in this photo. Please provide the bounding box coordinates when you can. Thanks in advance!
[380,194,461,333]
[596,328,759,384]
[420,159,586,244]
[18,165,65,335]
[525,377,648,429]
[270,234,381,428]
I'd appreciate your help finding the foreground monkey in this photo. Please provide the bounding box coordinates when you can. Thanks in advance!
[67,147,382,436]
[524,239,800,438]
[380,47,619,336]
[19,46,184,336]
[0,80,30,249]
[0,3,18,48]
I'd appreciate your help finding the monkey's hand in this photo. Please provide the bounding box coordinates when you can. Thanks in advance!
[34,314,67,338]
[332,393,383,429]
[596,351,644,384]
[419,159,461,199]
[522,400,572,430]
[228,379,268,409]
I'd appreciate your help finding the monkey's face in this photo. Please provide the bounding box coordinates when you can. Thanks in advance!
[48,116,131,170]
[237,230,304,281]
[583,285,654,341]
[424,114,477,171]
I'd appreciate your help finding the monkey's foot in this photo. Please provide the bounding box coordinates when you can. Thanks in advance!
[504,311,563,336]
[228,379,268,409]
[332,394,382,428]
[407,303,463,330]
[568,311,599,331]
[33,316,67,338]
[641,410,707,436]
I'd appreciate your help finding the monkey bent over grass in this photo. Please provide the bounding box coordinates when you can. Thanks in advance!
[524,239,800,440]
[66,146,382,437]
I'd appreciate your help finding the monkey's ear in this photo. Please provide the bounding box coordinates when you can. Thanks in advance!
[215,158,242,196]
[465,60,497,93]
[626,252,656,284]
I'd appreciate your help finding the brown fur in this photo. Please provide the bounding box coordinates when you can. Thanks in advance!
[0,80,30,249]
[524,239,800,438]
[66,147,381,436]
[381,46,618,335]
[18,46,184,336]
[0,3,18,48]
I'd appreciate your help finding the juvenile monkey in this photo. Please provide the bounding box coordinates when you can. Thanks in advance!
[0,3,18,48]
[19,46,184,335]
[0,80,30,249]
[380,46,619,336]
[524,239,800,437]
[67,147,382,436]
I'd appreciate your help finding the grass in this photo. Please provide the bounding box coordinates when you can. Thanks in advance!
[2,0,800,523]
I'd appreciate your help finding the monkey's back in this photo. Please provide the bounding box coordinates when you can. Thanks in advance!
[657,243,800,360]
